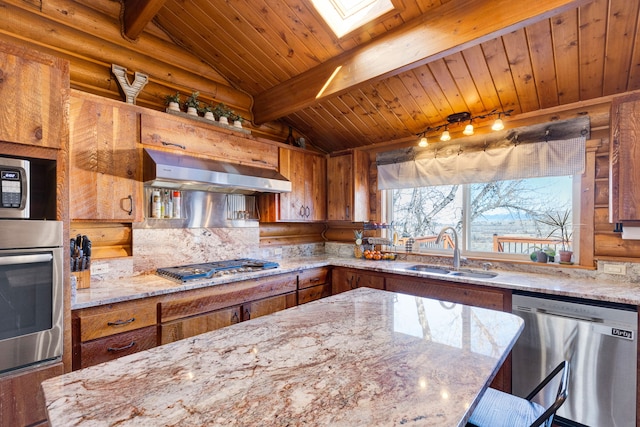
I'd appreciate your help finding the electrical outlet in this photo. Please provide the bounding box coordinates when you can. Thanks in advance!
[91,263,110,275]
[274,248,283,256]
[603,263,626,275]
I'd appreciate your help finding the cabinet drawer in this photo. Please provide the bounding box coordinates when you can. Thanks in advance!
[160,306,241,345]
[79,325,157,369]
[298,267,329,289]
[79,302,157,342]
[298,283,331,305]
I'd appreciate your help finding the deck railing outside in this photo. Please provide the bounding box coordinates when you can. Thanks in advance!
[492,234,562,254]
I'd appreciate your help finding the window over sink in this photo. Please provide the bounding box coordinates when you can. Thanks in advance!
[384,175,579,262]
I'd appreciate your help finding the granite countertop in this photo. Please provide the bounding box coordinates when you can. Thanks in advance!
[74,256,640,310]
[44,288,524,427]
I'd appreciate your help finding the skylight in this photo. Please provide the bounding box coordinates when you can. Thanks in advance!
[311,0,395,38]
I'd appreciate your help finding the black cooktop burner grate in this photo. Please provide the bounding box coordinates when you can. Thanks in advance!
[156,258,279,282]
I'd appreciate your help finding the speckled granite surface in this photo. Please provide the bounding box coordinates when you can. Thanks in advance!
[73,255,640,310]
[44,288,523,427]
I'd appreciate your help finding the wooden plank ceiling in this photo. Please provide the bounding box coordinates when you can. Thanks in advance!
[124,0,640,153]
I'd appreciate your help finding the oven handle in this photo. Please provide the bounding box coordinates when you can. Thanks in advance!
[0,253,53,266]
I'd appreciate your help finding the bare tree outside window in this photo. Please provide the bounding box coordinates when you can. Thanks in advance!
[390,176,573,256]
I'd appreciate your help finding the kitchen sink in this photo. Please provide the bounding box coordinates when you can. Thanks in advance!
[404,265,498,279]
[406,265,450,274]
[449,270,498,279]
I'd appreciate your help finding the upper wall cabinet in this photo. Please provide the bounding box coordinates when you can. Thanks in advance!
[260,147,326,222]
[327,150,370,222]
[69,92,142,221]
[0,40,68,148]
[140,112,279,170]
[610,93,640,223]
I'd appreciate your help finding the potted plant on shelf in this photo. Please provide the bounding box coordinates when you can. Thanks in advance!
[529,246,556,263]
[536,209,573,263]
[164,92,181,112]
[184,91,200,116]
[213,103,233,125]
[201,104,215,121]
[230,113,244,128]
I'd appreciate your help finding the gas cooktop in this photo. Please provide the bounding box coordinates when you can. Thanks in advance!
[156,258,279,282]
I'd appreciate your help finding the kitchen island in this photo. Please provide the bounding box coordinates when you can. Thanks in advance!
[43,288,523,426]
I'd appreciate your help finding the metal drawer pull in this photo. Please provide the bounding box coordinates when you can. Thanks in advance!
[310,278,320,283]
[107,317,135,327]
[107,341,136,352]
[161,140,186,150]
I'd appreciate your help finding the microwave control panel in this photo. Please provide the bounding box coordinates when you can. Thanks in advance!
[0,157,29,217]
[1,169,23,208]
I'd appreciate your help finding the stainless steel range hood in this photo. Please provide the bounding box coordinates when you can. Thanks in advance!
[143,148,291,194]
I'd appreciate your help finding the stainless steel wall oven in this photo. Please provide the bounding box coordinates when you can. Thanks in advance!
[0,220,63,374]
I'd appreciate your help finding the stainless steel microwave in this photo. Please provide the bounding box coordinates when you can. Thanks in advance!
[0,157,29,219]
[0,220,63,374]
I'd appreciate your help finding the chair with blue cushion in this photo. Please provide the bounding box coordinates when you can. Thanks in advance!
[467,360,569,427]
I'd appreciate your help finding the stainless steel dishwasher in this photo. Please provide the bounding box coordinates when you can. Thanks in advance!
[512,292,637,427]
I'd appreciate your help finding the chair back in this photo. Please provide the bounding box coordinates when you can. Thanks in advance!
[527,360,570,427]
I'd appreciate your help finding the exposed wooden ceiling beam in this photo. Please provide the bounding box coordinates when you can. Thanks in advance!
[253,0,592,124]
[123,0,167,40]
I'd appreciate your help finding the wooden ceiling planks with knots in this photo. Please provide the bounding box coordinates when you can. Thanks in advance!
[119,0,640,154]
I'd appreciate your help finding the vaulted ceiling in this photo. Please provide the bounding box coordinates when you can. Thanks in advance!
[123,0,638,153]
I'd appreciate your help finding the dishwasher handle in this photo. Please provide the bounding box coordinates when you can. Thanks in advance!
[530,307,605,323]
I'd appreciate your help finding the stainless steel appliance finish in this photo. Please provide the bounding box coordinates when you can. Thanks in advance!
[512,293,637,427]
[0,157,29,218]
[143,148,292,194]
[0,220,63,374]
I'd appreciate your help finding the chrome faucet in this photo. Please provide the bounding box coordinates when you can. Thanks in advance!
[436,226,460,270]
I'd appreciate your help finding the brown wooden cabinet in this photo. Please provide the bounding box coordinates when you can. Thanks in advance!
[327,150,370,221]
[140,111,279,170]
[158,272,298,345]
[72,299,158,369]
[69,91,142,221]
[0,361,64,427]
[0,40,68,148]
[610,92,640,223]
[332,267,385,294]
[261,148,326,222]
[298,267,331,304]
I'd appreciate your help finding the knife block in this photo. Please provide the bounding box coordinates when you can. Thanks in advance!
[72,269,91,289]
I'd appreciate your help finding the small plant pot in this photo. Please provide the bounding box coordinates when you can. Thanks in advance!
[204,111,215,120]
[559,250,573,263]
[167,101,180,112]
[535,251,548,263]
[233,120,243,128]
[219,116,229,125]
[186,106,198,116]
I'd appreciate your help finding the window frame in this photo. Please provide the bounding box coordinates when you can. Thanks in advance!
[384,175,581,263]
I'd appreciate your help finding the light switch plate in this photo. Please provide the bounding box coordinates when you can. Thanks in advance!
[603,263,626,275]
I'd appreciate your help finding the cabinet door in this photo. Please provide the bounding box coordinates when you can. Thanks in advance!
[385,276,509,311]
[610,93,640,222]
[69,94,142,221]
[304,153,327,221]
[160,305,241,345]
[0,361,64,427]
[332,268,385,293]
[278,148,306,220]
[243,292,296,320]
[327,151,369,221]
[0,40,68,148]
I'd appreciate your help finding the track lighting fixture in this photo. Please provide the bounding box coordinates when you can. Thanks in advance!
[416,109,513,147]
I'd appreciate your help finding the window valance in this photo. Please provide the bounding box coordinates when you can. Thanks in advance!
[377,118,588,190]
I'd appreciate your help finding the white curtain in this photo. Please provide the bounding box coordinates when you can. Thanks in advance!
[377,137,586,190]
